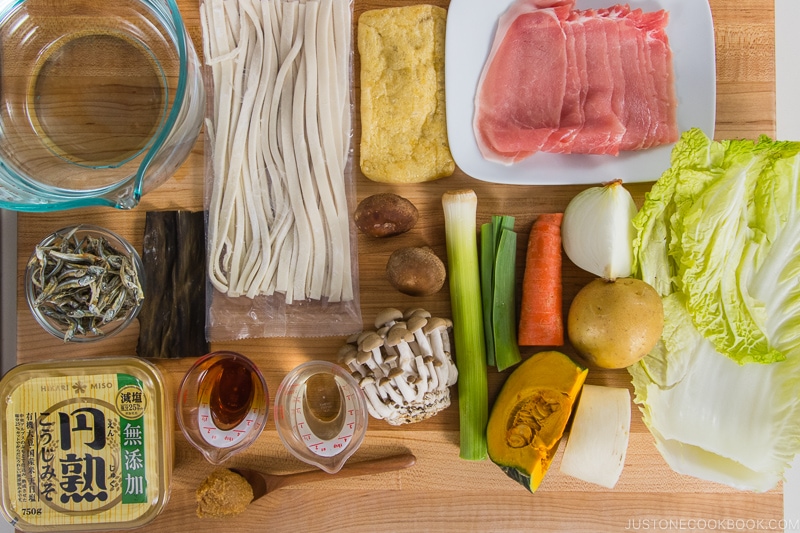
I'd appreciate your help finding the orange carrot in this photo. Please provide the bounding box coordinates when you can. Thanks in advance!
[518,213,564,346]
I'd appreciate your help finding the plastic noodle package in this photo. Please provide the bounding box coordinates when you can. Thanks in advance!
[200,0,361,339]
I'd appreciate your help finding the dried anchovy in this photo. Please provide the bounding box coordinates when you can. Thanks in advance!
[28,228,144,341]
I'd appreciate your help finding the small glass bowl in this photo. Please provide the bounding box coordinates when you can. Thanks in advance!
[176,351,269,465]
[25,224,145,342]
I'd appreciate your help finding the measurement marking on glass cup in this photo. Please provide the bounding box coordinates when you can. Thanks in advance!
[290,375,359,457]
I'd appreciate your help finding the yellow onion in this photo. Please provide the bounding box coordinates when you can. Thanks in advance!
[562,180,636,280]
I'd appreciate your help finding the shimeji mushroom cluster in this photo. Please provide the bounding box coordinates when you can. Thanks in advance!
[338,308,458,425]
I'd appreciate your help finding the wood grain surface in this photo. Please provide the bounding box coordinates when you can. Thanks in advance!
[14,0,781,532]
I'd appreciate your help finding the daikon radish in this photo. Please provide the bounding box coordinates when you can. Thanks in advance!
[559,384,631,489]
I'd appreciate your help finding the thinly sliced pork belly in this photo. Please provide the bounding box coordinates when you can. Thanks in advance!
[638,11,677,147]
[546,6,632,155]
[540,20,584,153]
[618,12,656,150]
[605,18,627,143]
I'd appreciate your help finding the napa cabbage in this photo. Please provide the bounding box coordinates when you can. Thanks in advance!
[631,128,800,491]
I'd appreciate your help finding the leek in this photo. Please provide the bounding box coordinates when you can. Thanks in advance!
[493,226,521,371]
[480,222,496,366]
[442,189,488,461]
[480,215,521,371]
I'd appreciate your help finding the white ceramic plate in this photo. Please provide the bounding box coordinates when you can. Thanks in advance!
[445,0,716,185]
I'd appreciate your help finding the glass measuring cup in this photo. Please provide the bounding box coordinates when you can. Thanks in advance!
[0,0,204,211]
[274,361,369,474]
[177,352,269,465]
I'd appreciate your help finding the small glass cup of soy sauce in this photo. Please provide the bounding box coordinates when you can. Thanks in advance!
[176,351,269,464]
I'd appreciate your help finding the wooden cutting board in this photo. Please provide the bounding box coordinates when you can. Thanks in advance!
[14,0,780,531]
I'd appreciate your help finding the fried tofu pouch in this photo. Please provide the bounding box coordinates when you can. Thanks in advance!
[358,5,455,183]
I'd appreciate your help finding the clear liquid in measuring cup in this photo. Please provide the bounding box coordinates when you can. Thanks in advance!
[31,31,166,169]
[302,373,345,441]
[274,361,367,473]
[292,371,359,458]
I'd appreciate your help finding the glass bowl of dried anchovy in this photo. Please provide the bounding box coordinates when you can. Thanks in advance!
[25,224,145,342]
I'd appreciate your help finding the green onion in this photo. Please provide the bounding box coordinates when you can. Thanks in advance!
[442,189,488,461]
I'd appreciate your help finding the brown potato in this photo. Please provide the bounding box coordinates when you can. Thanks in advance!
[386,246,446,296]
[567,277,663,369]
[354,193,419,238]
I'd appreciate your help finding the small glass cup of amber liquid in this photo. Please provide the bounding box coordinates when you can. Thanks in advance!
[176,351,269,464]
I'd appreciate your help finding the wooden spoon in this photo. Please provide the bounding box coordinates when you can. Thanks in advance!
[231,452,416,501]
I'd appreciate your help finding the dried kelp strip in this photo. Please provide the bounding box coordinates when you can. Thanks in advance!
[137,211,208,358]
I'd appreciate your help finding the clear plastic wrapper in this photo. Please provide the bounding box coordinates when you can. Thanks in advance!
[200,0,361,339]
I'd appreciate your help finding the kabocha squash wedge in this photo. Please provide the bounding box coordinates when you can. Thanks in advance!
[487,351,587,492]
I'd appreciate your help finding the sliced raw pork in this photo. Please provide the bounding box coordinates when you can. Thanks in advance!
[474,0,677,164]
[473,1,572,161]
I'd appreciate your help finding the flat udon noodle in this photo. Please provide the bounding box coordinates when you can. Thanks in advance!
[202,0,353,303]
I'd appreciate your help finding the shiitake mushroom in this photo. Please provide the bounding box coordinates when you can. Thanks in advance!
[354,193,418,238]
[385,246,446,297]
